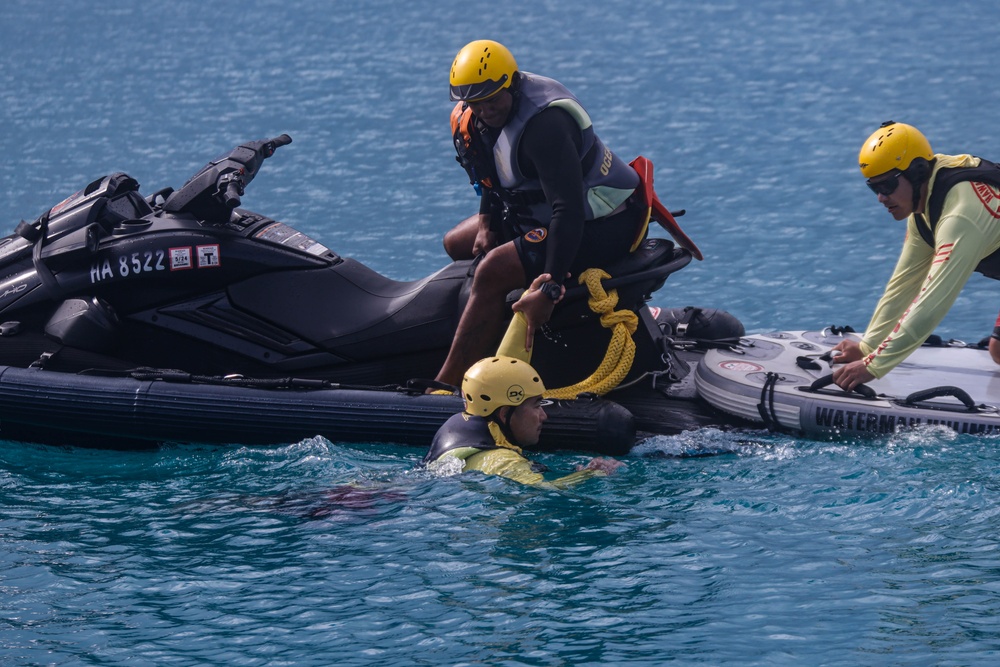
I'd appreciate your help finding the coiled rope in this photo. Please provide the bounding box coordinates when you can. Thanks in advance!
[544,268,638,399]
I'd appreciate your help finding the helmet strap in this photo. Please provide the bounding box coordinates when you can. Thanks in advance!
[490,405,524,448]
[903,157,934,213]
[507,72,523,113]
[510,71,522,91]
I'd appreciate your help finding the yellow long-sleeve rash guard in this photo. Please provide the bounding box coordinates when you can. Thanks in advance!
[860,154,1000,377]
[462,446,606,489]
[426,415,606,489]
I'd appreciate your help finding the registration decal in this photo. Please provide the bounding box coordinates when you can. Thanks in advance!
[170,247,193,270]
[90,249,168,283]
[89,245,222,284]
[197,244,221,268]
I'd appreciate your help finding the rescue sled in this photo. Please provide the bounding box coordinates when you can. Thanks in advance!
[694,329,1000,438]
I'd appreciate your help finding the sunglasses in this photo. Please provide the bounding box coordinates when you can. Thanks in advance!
[866,172,903,196]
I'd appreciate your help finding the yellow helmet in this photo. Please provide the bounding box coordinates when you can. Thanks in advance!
[449,40,518,102]
[858,121,933,178]
[462,356,545,417]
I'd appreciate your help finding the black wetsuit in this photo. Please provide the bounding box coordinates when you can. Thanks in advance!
[466,90,643,286]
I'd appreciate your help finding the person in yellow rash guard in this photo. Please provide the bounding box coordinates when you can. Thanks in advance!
[422,280,623,487]
[832,121,1000,392]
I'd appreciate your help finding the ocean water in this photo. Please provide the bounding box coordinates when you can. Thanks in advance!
[3,0,1000,664]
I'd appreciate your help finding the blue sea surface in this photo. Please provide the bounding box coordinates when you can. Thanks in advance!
[3,0,1000,664]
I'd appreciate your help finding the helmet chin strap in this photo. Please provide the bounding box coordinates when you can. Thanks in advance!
[508,72,522,98]
[510,71,522,92]
[905,157,934,213]
[491,404,524,448]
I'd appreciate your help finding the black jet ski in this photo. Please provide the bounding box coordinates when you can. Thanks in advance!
[0,134,744,453]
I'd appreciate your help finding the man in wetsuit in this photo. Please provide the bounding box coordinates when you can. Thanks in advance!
[422,353,622,487]
[435,39,647,387]
[832,121,1000,391]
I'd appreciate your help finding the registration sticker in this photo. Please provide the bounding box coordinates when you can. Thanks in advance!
[197,244,221,268]
[170,247,193,270]
[90,244,221,284]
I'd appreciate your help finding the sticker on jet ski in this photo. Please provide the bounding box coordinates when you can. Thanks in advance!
[89,244,220,283]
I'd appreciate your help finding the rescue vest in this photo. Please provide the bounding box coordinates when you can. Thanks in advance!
[421,412,548,473]
[452,72,638,232]
[915,158,1000,279]
[422,413,499,465]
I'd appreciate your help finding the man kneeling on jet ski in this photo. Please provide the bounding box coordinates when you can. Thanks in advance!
[434,39,648,389]
[421,354,622,487]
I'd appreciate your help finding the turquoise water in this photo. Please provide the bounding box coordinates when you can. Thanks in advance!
[3,0,1000,664]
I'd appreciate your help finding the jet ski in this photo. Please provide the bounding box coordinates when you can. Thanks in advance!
[0,134,744,453]
[695,328,1000,438]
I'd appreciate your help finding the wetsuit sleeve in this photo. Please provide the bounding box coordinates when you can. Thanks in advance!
[464,448,607,488]
[862,183,1000,377]
[496,311,532,362]
[519,108,586,286]
[545,468,608,489]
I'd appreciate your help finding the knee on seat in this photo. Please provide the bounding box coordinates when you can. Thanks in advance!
[472,250,522,292]
[443,229,469,260]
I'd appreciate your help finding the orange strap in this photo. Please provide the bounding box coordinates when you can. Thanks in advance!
[449,101,467,138]
[451,102,493,190]
[629,156,703,260]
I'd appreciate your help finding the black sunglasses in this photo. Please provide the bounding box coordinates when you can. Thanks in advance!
[866,172,903,196]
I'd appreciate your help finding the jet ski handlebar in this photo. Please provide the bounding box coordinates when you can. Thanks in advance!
[162,134,293,220]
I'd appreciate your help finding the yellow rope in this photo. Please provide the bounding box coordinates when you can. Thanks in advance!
[544,268,638,399]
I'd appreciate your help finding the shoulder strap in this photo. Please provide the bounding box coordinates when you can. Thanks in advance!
[922,159,1000,241]
[914,159,1000,279]
[451,103,495,192]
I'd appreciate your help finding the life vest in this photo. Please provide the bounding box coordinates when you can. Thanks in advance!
[452,73,638,233]
[421,412,548,473]
[422,413,499,465]
[915,158,1000,279]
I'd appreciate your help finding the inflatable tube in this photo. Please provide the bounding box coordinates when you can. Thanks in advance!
[0,365,637,454]
[694,330,1000,438]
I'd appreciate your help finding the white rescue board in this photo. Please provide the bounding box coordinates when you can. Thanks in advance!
[694,330,1000,437]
